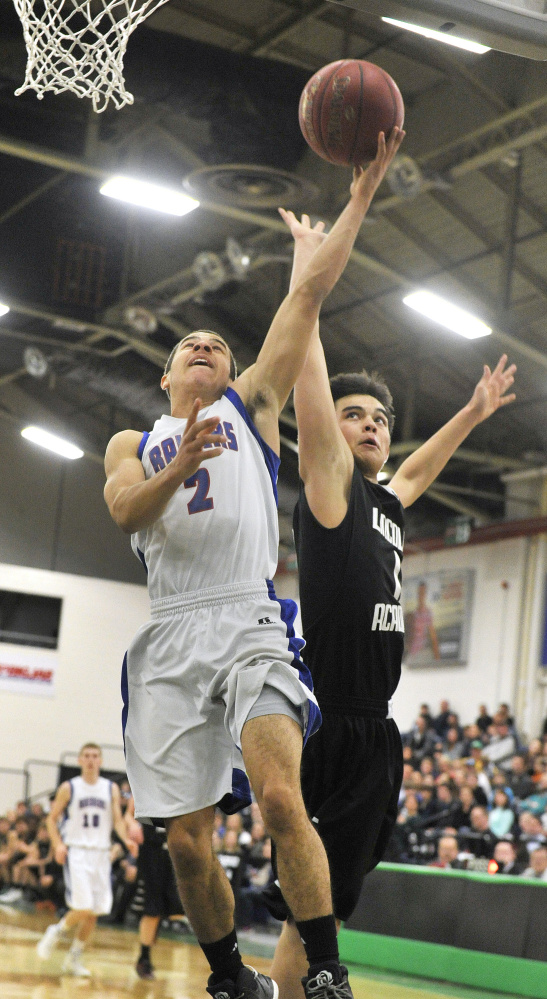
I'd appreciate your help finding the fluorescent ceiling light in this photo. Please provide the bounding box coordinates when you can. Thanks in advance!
[403,290,492,340]
[21,426,84,460]
[0,302,9,317]
[100,176,200,216]
[382,17,491,54]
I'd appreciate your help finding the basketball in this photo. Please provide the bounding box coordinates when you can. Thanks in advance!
[298,59,405,166]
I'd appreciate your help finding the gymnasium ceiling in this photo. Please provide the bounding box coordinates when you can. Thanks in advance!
[0,0,547,552]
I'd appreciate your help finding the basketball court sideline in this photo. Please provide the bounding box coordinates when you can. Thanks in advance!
[0,909,533,999]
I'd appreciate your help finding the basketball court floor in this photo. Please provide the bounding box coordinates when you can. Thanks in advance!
[0,908,532,999]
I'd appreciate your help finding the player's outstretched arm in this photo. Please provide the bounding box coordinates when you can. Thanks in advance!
[104,399,227,533]
[390,355,516,508]
[236,128,405,417]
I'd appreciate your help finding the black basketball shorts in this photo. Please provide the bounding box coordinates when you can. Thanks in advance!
[301,712,403,922]
[137,835,182,918]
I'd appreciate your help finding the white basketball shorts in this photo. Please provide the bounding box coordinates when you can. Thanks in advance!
[122,578,320,822]
[64,846,112,915]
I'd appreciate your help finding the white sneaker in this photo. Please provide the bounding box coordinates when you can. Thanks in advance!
[62,953,91,977]
[37,923,61,960]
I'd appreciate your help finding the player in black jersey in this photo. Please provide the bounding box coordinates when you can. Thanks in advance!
[267,212,517,999]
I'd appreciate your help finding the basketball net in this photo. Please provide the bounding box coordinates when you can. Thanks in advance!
[13,0,171,112]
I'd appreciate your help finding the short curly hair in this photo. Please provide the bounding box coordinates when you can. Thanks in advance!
[329,369,395,434]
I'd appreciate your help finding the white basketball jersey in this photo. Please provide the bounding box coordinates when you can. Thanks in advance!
[61,776,113,850]
[132,388,280,599]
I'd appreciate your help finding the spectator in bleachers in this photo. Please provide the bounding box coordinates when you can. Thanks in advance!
[459,806,498,859]
[488,789,516,838]
[522,844,547,880]
[491,839,522,875]
[405,716,438,764]
[433,700,452,739]
[482,719,517,772]
[476,704,493,736]
[506,754,535,801]
[451,786,476,830]
[517,811,546,862]
[443,727,466,762]
[428,835,465,869]
[518,772,547,823]
[463,766,490,805]
[239,837,274,928]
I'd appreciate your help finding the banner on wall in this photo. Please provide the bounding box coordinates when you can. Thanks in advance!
[402,569,475,668]
[0,644,57,696]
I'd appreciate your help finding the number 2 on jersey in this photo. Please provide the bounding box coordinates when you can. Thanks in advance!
[185,468,214,514]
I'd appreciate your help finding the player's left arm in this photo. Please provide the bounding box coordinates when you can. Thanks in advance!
[390,355,516,508]
[111,783,138,858]
[233,129,405,446]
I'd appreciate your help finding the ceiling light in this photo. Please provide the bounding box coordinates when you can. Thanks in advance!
[0,302,9,317]
[100,177,200,216]
[378,470,390,482]
[403,291,492,339]
[382,17,491,54]
[21,426,84,459]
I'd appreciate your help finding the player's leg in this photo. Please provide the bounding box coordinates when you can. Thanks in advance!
[166,805,234,942]
[167,805,278,999]
[270,920,307,999]
[241,713,350,998]
[136,915,160,980]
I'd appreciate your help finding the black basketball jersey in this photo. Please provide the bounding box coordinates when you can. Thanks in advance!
[294,465,405,709]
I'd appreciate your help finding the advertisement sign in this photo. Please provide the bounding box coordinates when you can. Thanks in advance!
[403,569,475,668]
[0,644,57,696]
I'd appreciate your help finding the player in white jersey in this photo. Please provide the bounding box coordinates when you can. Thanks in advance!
[104,130,404,999]
[36,743,137,977]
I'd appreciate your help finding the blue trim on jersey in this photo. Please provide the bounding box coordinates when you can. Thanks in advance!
[137,431,150,460]
[217,767,252,815]
[121,653,129,753]
[136,547,148,575]
[266,578,321,744]
[224,387,280,504]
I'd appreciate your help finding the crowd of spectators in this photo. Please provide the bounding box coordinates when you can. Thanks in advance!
[0,787,275,930]
[1,703,545,924]
[387,700,547,877]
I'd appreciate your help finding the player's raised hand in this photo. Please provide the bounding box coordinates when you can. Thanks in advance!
[278,208,327,251]
[172,397,227,480]
[468,355,516,422]
[351,126,405,200]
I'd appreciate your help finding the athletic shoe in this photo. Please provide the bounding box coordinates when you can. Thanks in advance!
[136,957,155,980]
[36,923,61,960]
[61,953,91,977]
[302,966,353,999]
[207,965,279,999]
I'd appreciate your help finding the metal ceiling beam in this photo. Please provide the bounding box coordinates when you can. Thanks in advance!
[0,172,67,227]
[389,440,528,472]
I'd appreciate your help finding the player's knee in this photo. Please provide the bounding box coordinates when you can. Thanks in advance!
[259,779,302,836]
[167,822,212,879]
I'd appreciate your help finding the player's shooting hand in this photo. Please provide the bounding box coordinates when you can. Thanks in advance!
[351,126,405,199]
[172,397,227,480]
[468,354,516,423]
[278,208,327,254]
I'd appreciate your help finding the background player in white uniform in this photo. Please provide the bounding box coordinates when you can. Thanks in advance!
[36,743,137,977]
[104,130,405,999]
[267,207,517,999]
